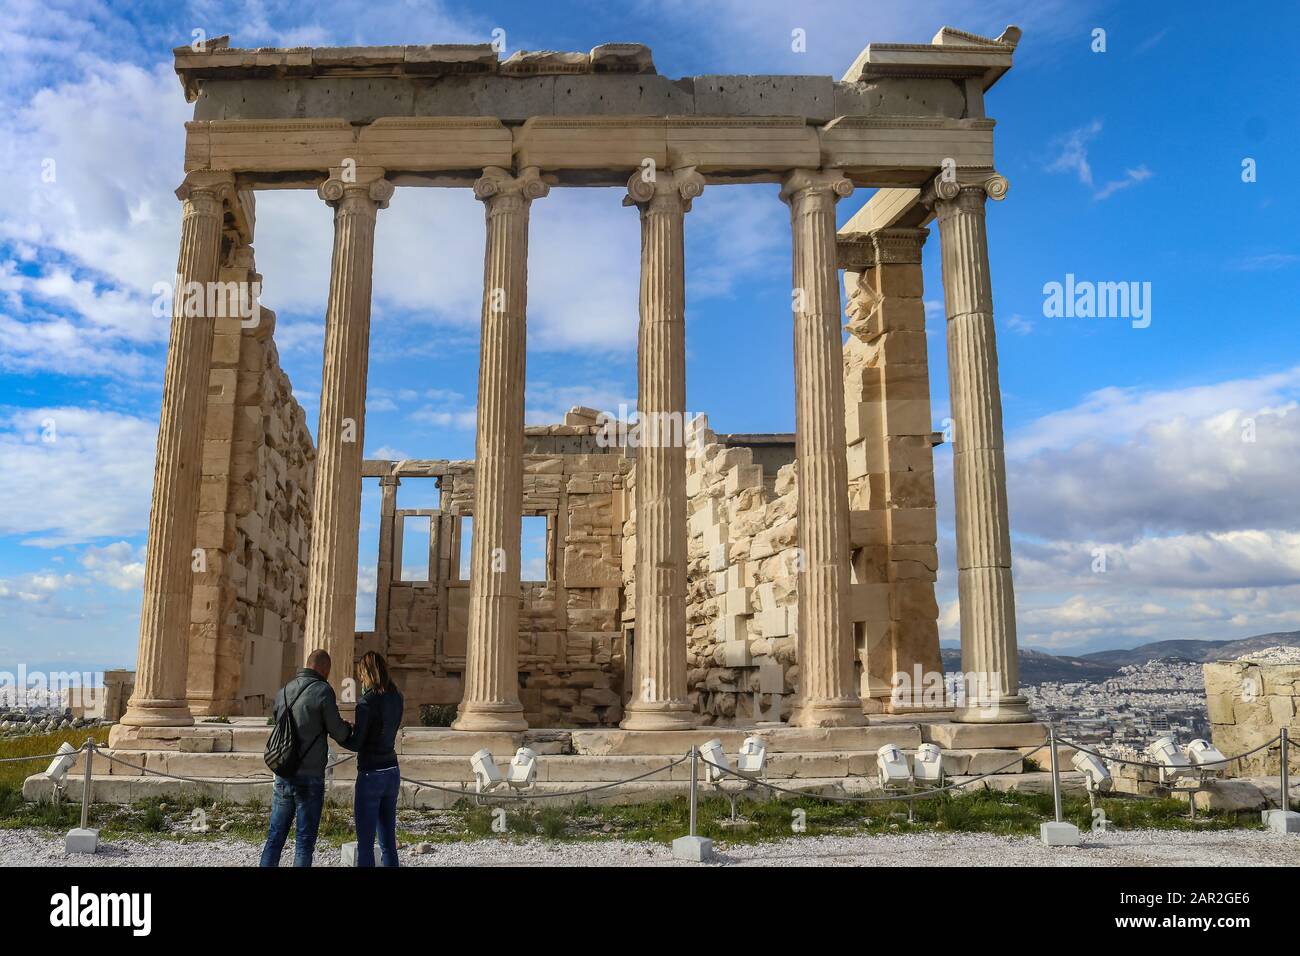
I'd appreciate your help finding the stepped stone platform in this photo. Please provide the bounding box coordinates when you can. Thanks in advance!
[25,718,1069,808]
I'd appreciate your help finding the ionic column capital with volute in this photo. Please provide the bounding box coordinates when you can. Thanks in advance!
[624,165,705,212]
[779,168,854,209]
[473,165,550,206]
[317,166,394,210]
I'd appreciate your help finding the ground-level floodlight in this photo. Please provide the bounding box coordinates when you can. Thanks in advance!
[877,744,911,788]
[45,741,78,786]
[700,738,730,784]
[913,743,944,786]
[506,747,538,790]
[737,736,766,775]
[1071,750,1112,814]
[1071,751,1113,794]
[470,748,503,793]
[1147,735,1192,785]
[1186,739,1228,777]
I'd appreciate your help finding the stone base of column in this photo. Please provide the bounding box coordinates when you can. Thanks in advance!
[187,697,239,718]
[620,700,696,731]
[953,695,1033,724]
[118,698,195,728]
[791,697,867,728]
[451,701,527,733]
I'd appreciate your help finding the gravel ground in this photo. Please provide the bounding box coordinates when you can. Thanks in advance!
[2,827,1298,866]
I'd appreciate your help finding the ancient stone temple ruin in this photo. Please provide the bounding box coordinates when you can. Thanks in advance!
[65,26,1063,804]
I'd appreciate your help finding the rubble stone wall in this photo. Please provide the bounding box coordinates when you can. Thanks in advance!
[1206,660,1300,776]
[186,292,316,718]
[372,416,631,727]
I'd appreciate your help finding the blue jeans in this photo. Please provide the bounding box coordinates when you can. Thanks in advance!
[260,774,325,867]
[353,766,400,867]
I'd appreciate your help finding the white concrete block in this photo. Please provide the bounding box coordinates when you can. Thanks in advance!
[1265,809,1300,834]
[1039,821,1081,847]
[672,835,714,862]
[65,828,99,855]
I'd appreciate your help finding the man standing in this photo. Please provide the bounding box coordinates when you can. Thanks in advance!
[259,649,352,867]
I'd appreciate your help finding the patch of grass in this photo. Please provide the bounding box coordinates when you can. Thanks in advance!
[538,807,568,838]
[419,705,457,727]
[140,805,166,832]
[0,727,110,791]
[464,807,494,837]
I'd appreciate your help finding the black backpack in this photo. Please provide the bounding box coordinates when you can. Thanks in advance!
[264,679,323,778]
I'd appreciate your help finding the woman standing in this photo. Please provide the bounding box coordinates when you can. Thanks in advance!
[344,651,404,866]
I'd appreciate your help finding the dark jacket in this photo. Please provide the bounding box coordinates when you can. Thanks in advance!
[344,685,404,772]
[272,669,352,778]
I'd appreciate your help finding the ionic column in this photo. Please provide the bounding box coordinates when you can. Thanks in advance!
[302,167,393,704]
[453,166,548,733]
[932,174,1031,723]
[121,171,235,728]
[620,166,703,731]
[780,169,865,728]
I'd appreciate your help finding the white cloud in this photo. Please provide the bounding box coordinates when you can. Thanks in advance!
[0,406,156,546]
[0,570,77,603]
[1045,120,1153,201]
[80,541,146,590]
[1046,119,1102,187]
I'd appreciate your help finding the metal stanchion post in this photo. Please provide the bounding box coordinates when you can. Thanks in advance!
[1283,728,1290,812]
[689,746,699,836]
[673,746,713,862]
[80,740,92,830]
[1040,724,1081,846]
[66,739,99,854]
[1049,725,1063,823]
[1268,726,1299,834]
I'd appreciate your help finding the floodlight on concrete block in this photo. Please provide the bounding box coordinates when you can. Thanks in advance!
[700,738,730,783]
[45,741,78,785]
[1071,751,1112,793]
[470,748,503,792]
[507,747,538,790]
[876,744,911,787]
[913,743,944,785]
[1146,735,1191,784]
[737,736,766,774]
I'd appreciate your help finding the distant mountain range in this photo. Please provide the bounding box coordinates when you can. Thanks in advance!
[940,631,1300,685]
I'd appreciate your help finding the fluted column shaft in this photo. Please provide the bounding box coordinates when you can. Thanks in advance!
[781,169,865,728]
[934,180,1030,723]
[122,172,234,728]
[620,167,702,731]
[303,168,393,704]
[454,167,548,732]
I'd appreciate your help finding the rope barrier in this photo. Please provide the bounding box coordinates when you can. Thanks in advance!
[399,754,690,802]
[0,750,74,764]
[694,740,1050,805]
[1054,733,1282,770]
[98,745,359,786]
[16,731,1285,820]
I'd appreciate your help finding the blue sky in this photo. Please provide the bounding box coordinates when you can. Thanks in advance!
[0,0,1298,674]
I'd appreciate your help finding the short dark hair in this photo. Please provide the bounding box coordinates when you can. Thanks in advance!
[306,649,331,671]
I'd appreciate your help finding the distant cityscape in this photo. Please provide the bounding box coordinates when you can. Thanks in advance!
[1022,659,1210,759]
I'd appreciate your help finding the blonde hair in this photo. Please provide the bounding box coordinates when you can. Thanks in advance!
[357,651,394,695]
